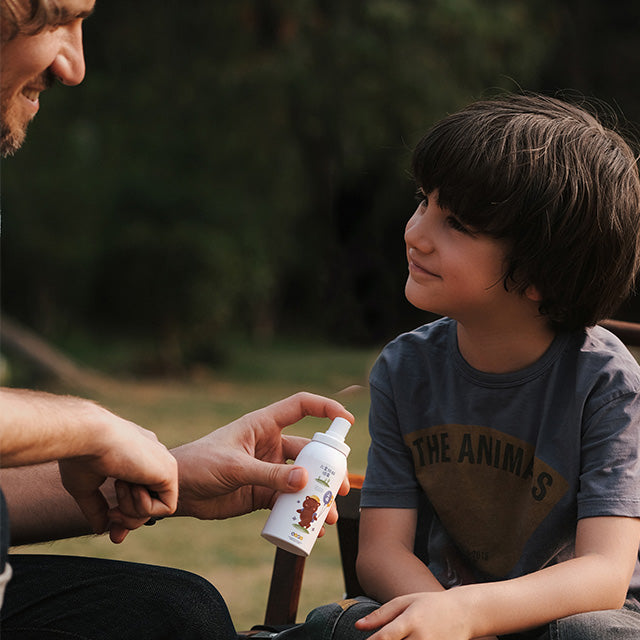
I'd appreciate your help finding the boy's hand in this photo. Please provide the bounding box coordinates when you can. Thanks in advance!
[355,591,476,640]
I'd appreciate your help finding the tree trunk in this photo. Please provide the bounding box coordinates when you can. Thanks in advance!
[0,315,115,393]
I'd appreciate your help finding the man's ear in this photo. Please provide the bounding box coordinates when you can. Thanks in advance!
[525,285,543,302]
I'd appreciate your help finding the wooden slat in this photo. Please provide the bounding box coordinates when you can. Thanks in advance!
[263,547,306,626]
[600,319,640,347]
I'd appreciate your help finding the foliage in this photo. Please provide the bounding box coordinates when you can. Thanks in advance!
[3,0,638,371]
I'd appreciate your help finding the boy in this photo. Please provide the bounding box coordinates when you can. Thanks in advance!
[352,94,640,639]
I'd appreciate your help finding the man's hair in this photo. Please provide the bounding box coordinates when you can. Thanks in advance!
[1,0,65,41]
[412,93,640,331]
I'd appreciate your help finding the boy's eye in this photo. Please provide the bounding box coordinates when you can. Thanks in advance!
[414,190,428,207]
[446,215,471,234]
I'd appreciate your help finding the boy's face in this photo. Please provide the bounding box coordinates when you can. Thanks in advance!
[404,191,513,323]
[0,0,94,156]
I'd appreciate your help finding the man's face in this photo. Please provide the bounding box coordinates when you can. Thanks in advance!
[0,0,95,156]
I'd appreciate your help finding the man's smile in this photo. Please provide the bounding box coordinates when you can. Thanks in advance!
[20,71,55,111]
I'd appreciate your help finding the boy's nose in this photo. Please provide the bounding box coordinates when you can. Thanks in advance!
[405,208,434,252]
[50,21,86,86]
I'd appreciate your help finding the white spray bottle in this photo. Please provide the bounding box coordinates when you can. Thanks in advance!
[261,416,352,557]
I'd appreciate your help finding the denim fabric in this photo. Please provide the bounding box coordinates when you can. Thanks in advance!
[548,597,640,640]
[0,554,237,639]
[301,597,380,639]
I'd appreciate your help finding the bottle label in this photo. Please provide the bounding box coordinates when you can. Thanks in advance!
[262,434,349,556]
[291,466,337,536]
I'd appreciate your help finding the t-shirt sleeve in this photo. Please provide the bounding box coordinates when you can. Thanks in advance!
[361,353,421,509]
[578,390,640,520]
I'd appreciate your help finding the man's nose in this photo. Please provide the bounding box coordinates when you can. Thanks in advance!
[51,21,86,86]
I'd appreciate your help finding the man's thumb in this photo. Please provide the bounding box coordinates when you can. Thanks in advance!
[284,466,307,492]
[245,460,308,493]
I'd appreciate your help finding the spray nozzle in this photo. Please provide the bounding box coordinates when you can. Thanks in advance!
[326,417,351,441]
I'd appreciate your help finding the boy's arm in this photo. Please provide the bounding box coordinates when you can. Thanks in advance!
[356,515,640,640]
[357,507,445,602]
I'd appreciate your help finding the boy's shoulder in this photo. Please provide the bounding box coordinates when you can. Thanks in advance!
[384,316,453,352]
[373,319,640,394]
[371,317,454,379]
[578,324,640,393]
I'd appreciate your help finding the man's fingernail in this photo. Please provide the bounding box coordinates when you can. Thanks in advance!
[288,467,305,488]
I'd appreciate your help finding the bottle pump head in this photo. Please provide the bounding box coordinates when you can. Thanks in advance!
[312,417,352,455]
[327,417,351,440]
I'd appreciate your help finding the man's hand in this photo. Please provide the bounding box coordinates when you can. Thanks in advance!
[58,414,178,543]
[0,388,179,544]
[171,392,353,521]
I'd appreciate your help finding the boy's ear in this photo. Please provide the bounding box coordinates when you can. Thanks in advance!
[525,285,543,302]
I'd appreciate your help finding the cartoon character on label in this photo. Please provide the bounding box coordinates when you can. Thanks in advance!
[297,495,321,530]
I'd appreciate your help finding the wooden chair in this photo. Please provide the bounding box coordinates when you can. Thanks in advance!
[240,318,640,637]
[600,318,640,347]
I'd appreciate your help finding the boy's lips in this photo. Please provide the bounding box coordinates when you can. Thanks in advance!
[408,252,440,279]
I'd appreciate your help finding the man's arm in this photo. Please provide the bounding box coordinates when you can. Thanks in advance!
[0,387,178,540]
[2,391,353,544]
[356,515,640,640]
[0,463,95,545]
[0,388,118,466]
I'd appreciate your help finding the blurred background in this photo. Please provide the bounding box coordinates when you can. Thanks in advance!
[3,0,640,631]
[3,0,640,380]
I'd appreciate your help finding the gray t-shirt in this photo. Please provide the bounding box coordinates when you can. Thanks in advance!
[362,317,640,591]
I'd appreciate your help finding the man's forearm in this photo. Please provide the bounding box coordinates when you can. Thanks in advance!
[0,386,180,543]
[1,463,96,545]
[0,388,108,467]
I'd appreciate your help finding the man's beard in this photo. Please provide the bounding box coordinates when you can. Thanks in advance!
[1,69,55,157]
[1,113,28,157]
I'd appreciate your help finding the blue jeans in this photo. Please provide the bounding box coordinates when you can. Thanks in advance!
[548,596,640,639]
[301,595,640,640]
[0,554,237,639]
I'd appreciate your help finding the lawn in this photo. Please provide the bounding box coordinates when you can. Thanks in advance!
[10,340,380,632]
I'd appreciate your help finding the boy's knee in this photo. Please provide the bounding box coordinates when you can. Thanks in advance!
[303,597,381,639]
[551,605,640,640]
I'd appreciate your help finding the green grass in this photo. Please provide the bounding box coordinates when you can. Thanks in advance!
[10,340,379,632]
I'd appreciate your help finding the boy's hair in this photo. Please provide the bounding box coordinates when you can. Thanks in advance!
[412,93,640,331]
[1,0,66,41]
